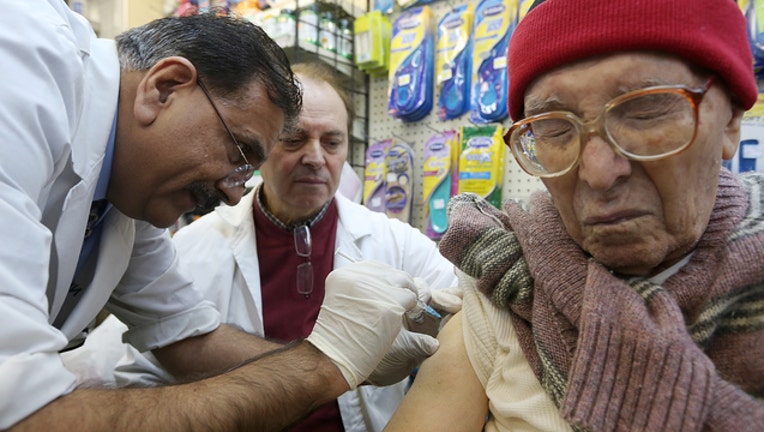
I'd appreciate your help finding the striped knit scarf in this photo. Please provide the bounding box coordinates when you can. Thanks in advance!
[439,170,764,431]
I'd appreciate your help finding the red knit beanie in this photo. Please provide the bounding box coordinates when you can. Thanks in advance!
[507,0,757,121]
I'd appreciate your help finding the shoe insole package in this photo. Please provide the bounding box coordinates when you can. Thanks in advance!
[469,0,517,124]
[423,130,460,239]
[458,125,505,208]
[363,139,392,213]
[387,6,435,122]
[384,141,415,222]
[436,4,474,121]
[746,0,764,71]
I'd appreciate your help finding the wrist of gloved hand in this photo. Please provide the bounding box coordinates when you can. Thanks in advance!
[305,261,418,389]
[364,328,439,386]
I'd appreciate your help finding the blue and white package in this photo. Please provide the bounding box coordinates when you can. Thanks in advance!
[388,6,436,122]
[746,0,764,75]
[469,0,517,124]
[436,4,474,121]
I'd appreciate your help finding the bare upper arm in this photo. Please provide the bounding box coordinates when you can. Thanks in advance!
[384,312,488,431]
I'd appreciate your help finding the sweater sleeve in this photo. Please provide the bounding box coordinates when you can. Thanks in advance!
[460,270,572,432]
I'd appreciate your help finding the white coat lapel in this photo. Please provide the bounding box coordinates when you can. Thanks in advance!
[218,191,265,332]
[333,194,372,267]
[49,38,119,321]
[49,181,92,321]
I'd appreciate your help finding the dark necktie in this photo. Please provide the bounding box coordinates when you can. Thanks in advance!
[54,199,110,343]
[84,199,108,239]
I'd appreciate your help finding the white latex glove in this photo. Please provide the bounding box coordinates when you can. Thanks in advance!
[417,278,463,314]
[306,261,419,389]
[364,328,439,386]
[404,278,464,334]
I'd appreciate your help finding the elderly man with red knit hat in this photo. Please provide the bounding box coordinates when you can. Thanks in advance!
[384,0,764,431]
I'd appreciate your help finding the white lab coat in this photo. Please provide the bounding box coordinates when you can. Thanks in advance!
[0,1,219,427]
[105,190,459,431]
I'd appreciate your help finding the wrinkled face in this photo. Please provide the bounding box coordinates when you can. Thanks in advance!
[524,53,743,276]
[110,75,284,228]
[259,76,348,225]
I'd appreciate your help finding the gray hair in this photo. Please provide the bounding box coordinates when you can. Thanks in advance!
[115,12,302,127]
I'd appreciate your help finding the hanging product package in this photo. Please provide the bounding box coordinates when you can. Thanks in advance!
[423,130,460,238]
[355,11,391,77]
[436,4,474,121]
[745,0,764,74]
[363,139,392,213]
[458,125,505,208]
[387,6,435,122]
[384,141,415,222]
[385,143,414,223]
[469,0,518,124]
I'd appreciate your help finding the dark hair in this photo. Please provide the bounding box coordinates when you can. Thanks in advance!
[291,62,355,135]
[115,12,302,127]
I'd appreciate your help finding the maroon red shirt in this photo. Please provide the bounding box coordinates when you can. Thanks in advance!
[253,197,344,431]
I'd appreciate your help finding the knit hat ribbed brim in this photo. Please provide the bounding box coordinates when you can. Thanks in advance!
[508,0,757,121]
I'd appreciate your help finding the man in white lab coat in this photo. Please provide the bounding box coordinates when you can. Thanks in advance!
[79,62,460,432]
[2,2,446,430]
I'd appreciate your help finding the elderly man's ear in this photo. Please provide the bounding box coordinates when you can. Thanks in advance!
[722,106,745,160]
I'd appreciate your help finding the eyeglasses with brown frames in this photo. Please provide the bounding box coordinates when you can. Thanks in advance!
[504,77,716,178]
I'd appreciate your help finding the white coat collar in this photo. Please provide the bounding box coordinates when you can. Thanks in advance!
[71,38,120,179]
[214,186,257,228]
[334,193,375,240]
[48,36,120,317]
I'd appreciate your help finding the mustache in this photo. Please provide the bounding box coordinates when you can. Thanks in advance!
[187,182,222,213]
[292,168,329,182]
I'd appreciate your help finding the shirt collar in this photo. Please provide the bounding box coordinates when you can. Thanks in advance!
[94,113,117,201]
[254,183,333,231]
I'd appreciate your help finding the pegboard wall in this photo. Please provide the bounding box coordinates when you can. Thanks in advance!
[354,0,545,233]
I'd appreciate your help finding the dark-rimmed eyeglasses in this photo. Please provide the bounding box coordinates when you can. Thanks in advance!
[504,77,716,178]
[197,79,255,188]
[294,224,313,297]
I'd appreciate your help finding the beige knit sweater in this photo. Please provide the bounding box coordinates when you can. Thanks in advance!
[461,268,572,432]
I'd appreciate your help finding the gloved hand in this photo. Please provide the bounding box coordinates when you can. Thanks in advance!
[404,278,464,336]
[305,261,419,389]
[364,328,439,386]
[415,278,463,314]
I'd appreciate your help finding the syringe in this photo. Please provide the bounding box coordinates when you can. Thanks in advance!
[334,249,441,323]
